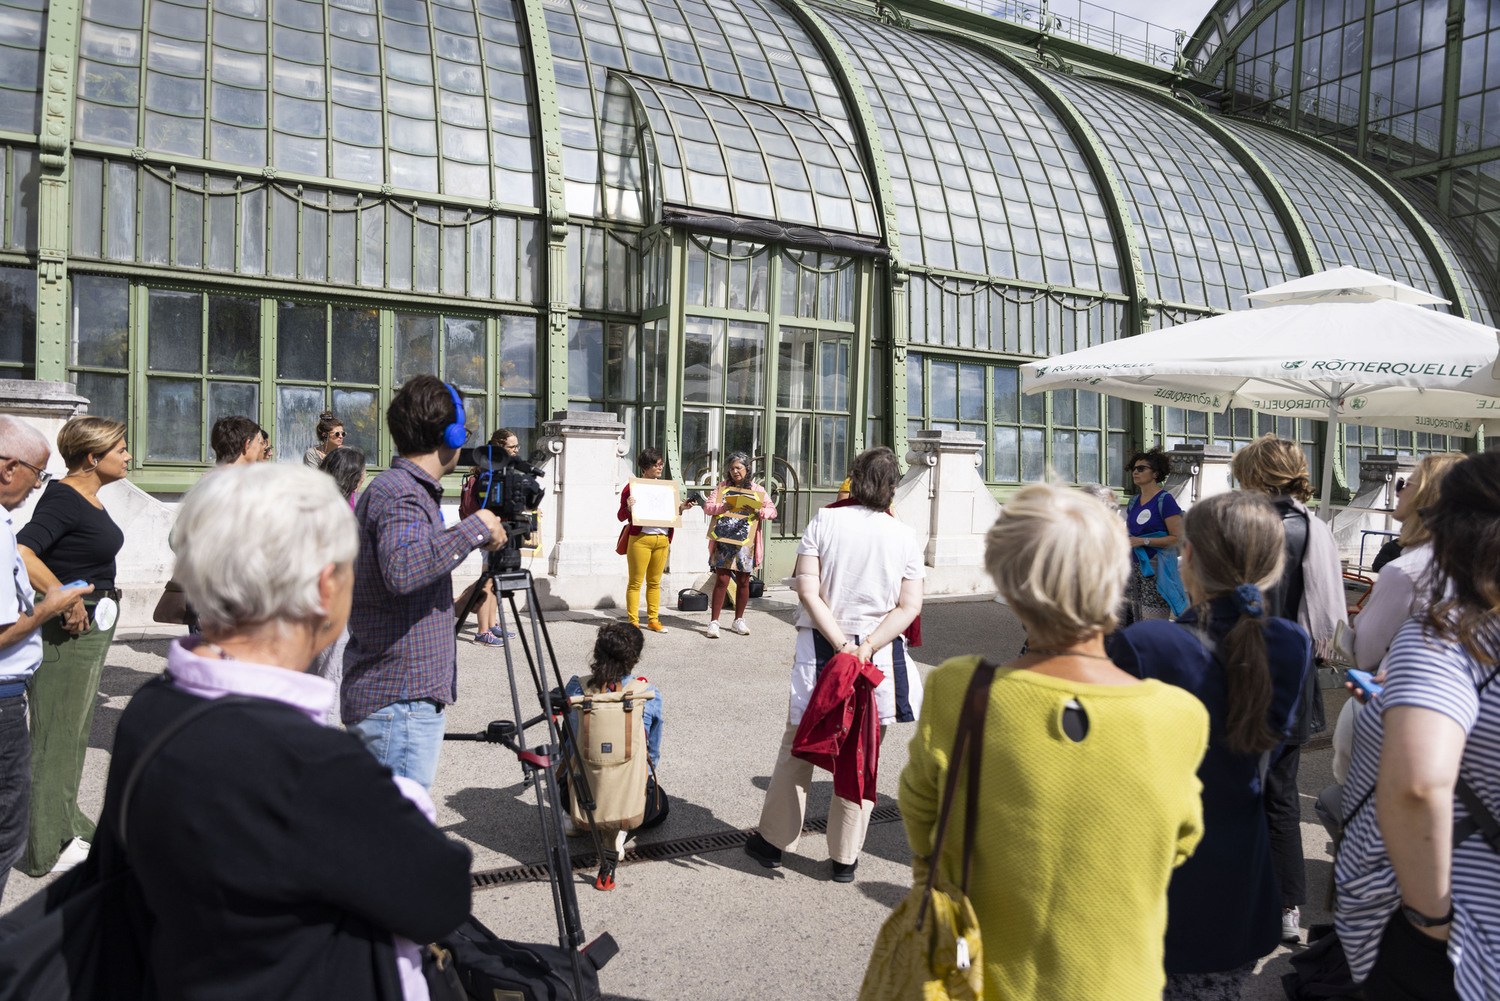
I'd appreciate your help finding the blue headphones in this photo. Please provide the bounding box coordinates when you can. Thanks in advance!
[442,383,468,450]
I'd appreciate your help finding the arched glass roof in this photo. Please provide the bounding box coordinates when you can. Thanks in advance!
[1421,206,1498,326]
[543,0,851,220]
[1222,120,1444,296]
[605,73,877,236]
[1046,73,1302,310]
[72,0,539,203]
[0,0,44,134]
[821,9,1122,292]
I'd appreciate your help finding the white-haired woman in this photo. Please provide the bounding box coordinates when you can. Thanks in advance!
[897,483,1209,1000]
[88,465,470,1000]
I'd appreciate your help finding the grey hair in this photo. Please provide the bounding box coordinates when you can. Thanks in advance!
[0,415,50,465]
[170,464,357,634]
[724,451,751,482]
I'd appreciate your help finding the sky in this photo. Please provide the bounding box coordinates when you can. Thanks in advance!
[1084,0,1215,33]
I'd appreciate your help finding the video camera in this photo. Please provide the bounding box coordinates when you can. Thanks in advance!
[464,445,546,571]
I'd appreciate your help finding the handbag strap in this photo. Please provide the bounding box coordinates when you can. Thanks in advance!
[118,676,259,849]
[917,659,997,930]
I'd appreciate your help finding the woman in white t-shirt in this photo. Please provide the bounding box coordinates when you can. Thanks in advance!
[743,446,924,882]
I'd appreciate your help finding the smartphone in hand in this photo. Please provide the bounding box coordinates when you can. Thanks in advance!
[1346,668,1384,700]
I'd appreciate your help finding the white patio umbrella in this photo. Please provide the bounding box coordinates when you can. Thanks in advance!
[1019,297,1500,517]
[1243,265,1451,307]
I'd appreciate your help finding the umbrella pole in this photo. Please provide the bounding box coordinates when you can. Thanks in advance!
[1319,399,1338,522]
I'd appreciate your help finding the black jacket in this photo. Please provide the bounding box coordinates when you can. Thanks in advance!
[94,680,471,1001]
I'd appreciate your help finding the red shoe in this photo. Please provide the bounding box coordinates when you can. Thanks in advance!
[594,858,617,891]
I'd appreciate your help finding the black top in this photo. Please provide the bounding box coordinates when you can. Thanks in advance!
[15,481,125,591]
[91,679,472,1001]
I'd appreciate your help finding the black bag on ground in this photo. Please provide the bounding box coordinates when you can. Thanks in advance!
[431,916,617,1001]
[748,576,765,599]
[676,588,708,612]
[1281,924,1362,1000]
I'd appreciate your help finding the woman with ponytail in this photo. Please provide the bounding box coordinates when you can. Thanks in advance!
[1108,491,1314,1000]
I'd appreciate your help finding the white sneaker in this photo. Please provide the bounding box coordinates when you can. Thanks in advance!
[706,620,720,639]
[562,816,585,838]
[51,837,91,873]
[732,618,750,636]
[1281,906,1301,942]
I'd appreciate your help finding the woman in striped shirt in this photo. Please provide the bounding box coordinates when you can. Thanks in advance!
[1335,451,1500,1001]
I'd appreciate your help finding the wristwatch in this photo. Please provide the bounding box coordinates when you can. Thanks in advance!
[1401,903,1454,928]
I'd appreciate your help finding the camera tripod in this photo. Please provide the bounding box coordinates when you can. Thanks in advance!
[449,558,603,999]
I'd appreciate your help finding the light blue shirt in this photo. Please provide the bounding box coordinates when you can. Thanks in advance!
[0,509,42,684]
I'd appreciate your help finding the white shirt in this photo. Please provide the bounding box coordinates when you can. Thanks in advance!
[794,506,924,637]
[0,508,42,685]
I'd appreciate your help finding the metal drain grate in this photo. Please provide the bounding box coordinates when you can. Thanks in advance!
[470,803,902,889]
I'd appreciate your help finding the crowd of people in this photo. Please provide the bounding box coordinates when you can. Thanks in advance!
[1,384,1497,1001]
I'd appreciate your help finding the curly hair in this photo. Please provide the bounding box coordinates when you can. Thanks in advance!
[1126,447,1171,485]
[1232,435,1313,503]
[586,621,645,690]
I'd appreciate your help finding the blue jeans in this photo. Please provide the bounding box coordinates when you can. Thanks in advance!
[0,694,31,897]
[350,699,446,791]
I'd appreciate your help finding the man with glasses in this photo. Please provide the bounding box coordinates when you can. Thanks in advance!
[0,416,92,895]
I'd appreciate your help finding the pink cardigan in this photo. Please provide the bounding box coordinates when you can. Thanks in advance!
[703,480,777,568]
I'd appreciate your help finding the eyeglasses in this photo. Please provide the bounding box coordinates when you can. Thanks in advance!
[0,455,51,488]
[329,430,345,439]
[1131,464,1152,473]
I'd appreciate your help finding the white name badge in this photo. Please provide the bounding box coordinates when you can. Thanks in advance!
[1135,509,1152,526]
[93,596,118,632]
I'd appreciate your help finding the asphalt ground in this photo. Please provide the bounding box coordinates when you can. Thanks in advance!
[2,591,1341,1001]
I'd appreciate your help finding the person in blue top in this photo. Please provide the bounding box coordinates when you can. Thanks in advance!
[1108,490,1313,1001]
[1124,448,1187,624]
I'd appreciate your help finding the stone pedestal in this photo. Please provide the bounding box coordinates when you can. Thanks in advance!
[541,410,630,581]
[1162,443,1233,513]
[1331,453,1417,565]
[1,379,89,526]
[892,429,1000,594]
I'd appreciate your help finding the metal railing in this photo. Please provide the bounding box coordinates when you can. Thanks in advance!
[937,0,1204,73]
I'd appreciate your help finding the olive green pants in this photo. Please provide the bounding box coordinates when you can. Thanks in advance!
[21,601,115,876]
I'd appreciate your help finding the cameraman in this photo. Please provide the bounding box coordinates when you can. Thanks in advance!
[342,376,506,789]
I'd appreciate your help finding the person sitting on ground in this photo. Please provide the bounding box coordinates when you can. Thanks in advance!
[1336,452,1500,1001]
[1233,433,1347,943]
[744,446,923,883]
[899,482,1209,1000]
[303,411,344,468]
[209,415,265,466]
[1108,491,1312,1000]
[702,451,776,639]
[89,463,471,999]
[618,447,696,633]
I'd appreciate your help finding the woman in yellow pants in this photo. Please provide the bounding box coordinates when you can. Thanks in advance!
[618,447,695,631]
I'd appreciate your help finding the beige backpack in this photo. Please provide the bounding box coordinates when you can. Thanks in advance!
[567,680,654,830]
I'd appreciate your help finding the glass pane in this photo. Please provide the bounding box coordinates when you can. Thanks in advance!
[725,321,765,407]
[0,266,35,368]
[147,288,201,373]
[331,306,378,384]
[906,353,924,417]
[107,161,136,261]
[1078,430,1101,484]
[867,349,883,419]
[276,300,326,380]
[394,311,439,383]
[959,364,984,421]
[443,315,485,391]
[206,295,260,376]
[1077,391,1100,428]
[776,412,811,482]
[461,394,485,448]
[681,407,713,479]
[73,371,127,424]
[73,274,130,369]
[724,409,761,460]
[683,316,722,404]
[146,377,202,461]
[818,336,850,413]
[1021,427,1046,482]
[993,366,1018,423]
[333,388,379,457]
[498,314,536,393]
[1109,431,1126,488]
[567,317,603,400]
[817,415,848,487]
[993,426,1018,482]
[1054,390,1076,427]
[777,326,815,410]
[205,381,259,461]
[605,322,636,402]
[276,384,325,461]
[1021,391,1045,427]
[496,396,536,459]
[929,361,957,421]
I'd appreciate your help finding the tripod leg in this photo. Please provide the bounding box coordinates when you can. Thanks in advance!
[526,750,591,1000]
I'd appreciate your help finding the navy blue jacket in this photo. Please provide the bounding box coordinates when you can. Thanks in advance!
[1108,599,1312,974]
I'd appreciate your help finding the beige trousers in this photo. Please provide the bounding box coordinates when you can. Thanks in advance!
[757,720,875,865]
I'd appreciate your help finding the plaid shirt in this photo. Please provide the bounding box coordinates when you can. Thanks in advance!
[341,457,492,724]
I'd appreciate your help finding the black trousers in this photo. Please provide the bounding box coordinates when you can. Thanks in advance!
[1364,909,1460,1001]
[1264,741,1306,907]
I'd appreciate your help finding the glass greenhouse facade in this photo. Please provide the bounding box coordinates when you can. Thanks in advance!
[1,0,1494,522]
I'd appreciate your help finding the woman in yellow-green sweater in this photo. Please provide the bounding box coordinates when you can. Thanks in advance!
[899,483,1210,1001]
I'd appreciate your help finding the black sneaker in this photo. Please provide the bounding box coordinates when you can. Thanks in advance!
[744,832,782,869]
[830,859,858,883]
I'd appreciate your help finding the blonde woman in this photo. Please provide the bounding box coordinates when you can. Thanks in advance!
[15,416,129,875]
[1232,434,1347,941]
[899,483,1209,999]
